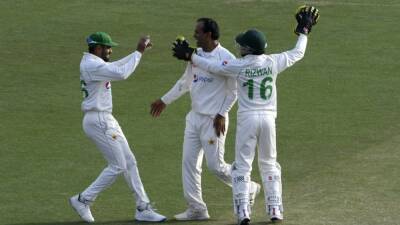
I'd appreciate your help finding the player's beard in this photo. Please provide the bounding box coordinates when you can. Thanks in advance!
[102,52,110,62]
[101,48,111,62]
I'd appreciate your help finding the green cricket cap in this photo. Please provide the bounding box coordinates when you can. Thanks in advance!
[235,29,267,53]
[86,32,118,47]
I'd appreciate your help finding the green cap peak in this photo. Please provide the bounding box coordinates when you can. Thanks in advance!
[86,32,118,47]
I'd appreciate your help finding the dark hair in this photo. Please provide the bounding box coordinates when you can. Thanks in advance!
[88,44,108,53]
[88,44,97,53]
[197,18,219,40]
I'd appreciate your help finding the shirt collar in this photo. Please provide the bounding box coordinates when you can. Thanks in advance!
[198,43,221,56]
[83,52,104,61]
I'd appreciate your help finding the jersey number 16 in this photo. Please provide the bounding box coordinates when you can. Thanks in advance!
[245,77,273,100]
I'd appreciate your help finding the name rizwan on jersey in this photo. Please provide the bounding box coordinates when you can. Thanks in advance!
[244,67,272,78]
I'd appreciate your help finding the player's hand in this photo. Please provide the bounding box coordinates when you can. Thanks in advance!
[137,35,152,53]
[213,114,226,137]
[150,99,166,117]
[172,37,196,61]
[294,5,320,35]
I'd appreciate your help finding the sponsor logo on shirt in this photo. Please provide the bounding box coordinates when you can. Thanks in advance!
[193,74,213,83]
[105,81,111,89]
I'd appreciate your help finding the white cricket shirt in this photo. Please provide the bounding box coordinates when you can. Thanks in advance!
[80,51,142,113]
[161,44,237,117]
[191,34,308,117]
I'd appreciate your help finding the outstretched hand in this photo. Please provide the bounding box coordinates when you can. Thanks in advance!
[150,99,166,117]
[137,35,152,53]
[294,5,320,35]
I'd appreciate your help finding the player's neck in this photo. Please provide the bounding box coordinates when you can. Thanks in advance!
[202,41,219,52]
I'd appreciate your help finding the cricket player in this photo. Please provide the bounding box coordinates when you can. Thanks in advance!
[69,32,166,223]
[150,18,260,220]
[172,6,320,225]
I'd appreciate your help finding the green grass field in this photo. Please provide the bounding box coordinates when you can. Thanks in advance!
[1,0,400,224]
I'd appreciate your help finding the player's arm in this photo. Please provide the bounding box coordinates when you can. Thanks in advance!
[271,34,308,74]
[272,5,319,73]
[96,52,143,80]
[82,52,141,81]
[172,39,240,77]
[191,55,240,77]
[110,52,140,67]
[111,36,152,66]
[150,63,192,117]
[219,76,238,116]
[218,52,238,115]
[213,76,238,137]
[160,63,192,104]
[87,37,151,81]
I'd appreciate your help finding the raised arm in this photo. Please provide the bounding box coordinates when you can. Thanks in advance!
[95,52,143,80]
[86,36,152,81]
[271,34,308,74]
[272,5,319,73]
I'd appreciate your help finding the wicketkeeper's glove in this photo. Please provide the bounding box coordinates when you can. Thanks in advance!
[294,5,320,35]
[172,37,196,61]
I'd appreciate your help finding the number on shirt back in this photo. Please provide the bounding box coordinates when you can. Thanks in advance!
[245,77,273,100]
[81,80,88,98]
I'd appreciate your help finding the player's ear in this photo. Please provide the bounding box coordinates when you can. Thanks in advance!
[93,45,104,56]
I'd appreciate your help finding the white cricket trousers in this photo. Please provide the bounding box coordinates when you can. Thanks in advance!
[232,112,282,211]
[182,111,232,210]
[80,111,150,206]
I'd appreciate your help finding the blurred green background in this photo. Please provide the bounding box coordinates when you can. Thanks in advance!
[1,0,399,224]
